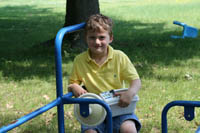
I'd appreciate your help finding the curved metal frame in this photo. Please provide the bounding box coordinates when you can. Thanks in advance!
[0,23,113,133]
[161,100,200,133]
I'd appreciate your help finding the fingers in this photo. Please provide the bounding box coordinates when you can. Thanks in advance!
[118,99,129,107]
[116,92,131,107]
[114,92,122,97]
[76,89,87,97]
[72,87,88,97]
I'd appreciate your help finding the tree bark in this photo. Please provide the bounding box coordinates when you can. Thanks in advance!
[40,0,100,50]
[64,0,100,50]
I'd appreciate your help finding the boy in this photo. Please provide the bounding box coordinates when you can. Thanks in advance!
[68,14,141,133]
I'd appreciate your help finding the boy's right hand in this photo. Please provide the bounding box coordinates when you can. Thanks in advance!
[68,83,87,97]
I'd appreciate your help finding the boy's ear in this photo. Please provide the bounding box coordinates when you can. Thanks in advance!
[109,35,113,43]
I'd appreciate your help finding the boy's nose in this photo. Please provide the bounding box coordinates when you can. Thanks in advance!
[95,38,101,45]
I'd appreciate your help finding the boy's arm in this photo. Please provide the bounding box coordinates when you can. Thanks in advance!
[68,83,87,97]
[115,79,141,107]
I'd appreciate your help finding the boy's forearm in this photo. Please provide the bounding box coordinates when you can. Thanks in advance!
[68,83,79,92]
[68,83,87,97]
[128,79,141,96]
[116,79,141,107]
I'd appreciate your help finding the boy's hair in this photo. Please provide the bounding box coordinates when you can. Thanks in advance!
[85,14,113,36]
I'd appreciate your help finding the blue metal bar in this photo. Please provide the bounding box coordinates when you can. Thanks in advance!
[55,22,86,98]
[62,93,113,133]
[54,22,85,133]
[0,98,61,133]
[0,22,94,133]
[173,21,186,27]
[161,100,200,133]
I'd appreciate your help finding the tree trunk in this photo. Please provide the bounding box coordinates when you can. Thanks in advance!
[64,0,100,50]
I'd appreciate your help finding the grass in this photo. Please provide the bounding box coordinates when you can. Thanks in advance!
[1,0,200,132]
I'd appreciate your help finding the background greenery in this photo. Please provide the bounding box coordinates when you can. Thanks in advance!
[0,0,200,132]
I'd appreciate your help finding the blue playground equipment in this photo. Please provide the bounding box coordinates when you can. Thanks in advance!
[1,22,200,133]
[171,21,198,39]
[162,101,200,133]
[0,23,113,133]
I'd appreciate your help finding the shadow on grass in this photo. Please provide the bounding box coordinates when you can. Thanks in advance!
[1,4,200,132]
[1,4,200,82]
[111,17,200,79]
[0,5,73,81]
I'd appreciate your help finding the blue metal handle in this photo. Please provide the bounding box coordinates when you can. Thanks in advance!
[161,100,200,133]
[54,22,85,133]
[173,21,186,27]
[55,22,86,98]
[0,22,114,133]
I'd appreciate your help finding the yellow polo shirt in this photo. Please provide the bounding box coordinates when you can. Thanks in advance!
[69,46,139,94]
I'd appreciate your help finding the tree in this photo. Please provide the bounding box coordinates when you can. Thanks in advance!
[65,0,100,27]
[64,0,100,50]
[41,0,100,50]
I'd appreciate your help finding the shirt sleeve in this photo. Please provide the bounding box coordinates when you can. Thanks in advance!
[68,57,82,85]
[120,52,139,82]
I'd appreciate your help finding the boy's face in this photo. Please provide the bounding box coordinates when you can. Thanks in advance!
[86,29,113,56]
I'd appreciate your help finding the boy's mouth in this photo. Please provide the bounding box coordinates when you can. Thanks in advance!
[94,45,102,49]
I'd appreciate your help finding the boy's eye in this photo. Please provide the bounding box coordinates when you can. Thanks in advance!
[99,36,105,40]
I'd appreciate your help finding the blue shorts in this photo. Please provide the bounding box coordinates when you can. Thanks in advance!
[81,113,141,133]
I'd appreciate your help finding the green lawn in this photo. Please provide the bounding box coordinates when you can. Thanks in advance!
[1,0,200,132]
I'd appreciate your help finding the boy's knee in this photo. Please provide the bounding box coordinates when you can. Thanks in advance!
[84,129,98,133]
[120,120,137,133]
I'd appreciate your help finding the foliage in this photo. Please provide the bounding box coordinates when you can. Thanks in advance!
[0,0,200,132]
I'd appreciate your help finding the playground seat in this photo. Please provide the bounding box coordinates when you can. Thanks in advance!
[171,21,198,39]
[161,100,200,133]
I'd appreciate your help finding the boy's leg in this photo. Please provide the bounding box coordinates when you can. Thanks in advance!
[120,120,137,133]
[81,122,105,133]
[113,113,141,133]
[81,113,141,133]
[84,129,98,133]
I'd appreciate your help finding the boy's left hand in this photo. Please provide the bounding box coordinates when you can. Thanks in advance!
[114,91,133,108]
